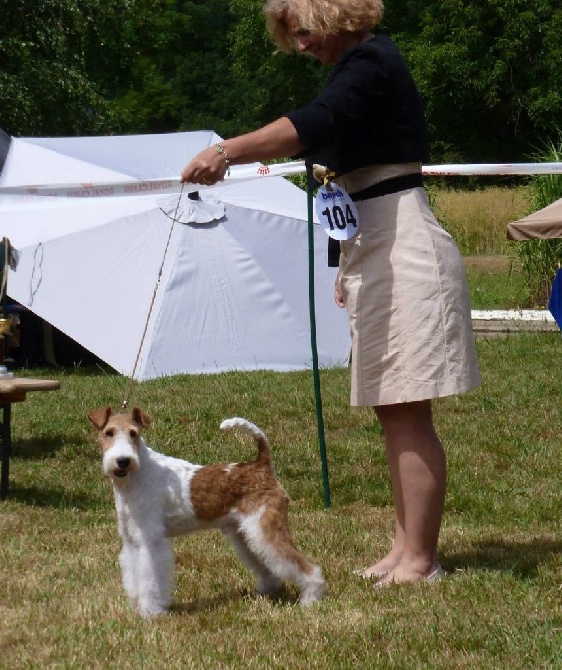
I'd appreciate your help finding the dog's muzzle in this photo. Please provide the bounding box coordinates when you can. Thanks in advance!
[114,457,131,478]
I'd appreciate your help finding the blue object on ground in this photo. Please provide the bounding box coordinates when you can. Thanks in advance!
[547,268,562,329]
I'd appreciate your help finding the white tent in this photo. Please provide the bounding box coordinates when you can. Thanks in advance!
[0,131,350,379]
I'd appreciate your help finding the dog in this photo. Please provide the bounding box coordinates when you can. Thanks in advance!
[88,406,325,617]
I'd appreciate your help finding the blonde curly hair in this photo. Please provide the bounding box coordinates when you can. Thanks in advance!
[264,0,385,53]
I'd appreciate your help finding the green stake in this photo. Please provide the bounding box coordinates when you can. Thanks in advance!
[306,169,331,509]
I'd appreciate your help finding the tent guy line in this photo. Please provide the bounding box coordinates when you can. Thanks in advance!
[2,162,562,201]
[122,182,186,408]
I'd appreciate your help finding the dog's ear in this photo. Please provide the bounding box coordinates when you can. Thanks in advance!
[88,407,113,430]
[132,406,152,429]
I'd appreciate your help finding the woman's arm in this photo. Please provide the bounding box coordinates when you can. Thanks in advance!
[180,117,304,185]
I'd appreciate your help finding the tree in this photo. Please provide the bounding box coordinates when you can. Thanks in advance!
[227,0,328,133]
[388,0,562,162]
[111,0,327,138]
[3,0,561,164]
[0,0,133,136]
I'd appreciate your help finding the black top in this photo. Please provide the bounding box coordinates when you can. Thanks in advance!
[286,35,429,176]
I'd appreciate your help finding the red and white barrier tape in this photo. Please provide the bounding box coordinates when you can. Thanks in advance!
[1,161,562,201]
[422,163,562,176]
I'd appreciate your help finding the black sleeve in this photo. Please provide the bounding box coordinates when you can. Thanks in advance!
[286,50,386,153]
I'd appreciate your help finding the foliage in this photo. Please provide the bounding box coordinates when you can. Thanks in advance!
[2,337,561,667]
[1,0,561,160]
[228,0,328,133]
[510,132,562,307]
[111,0,238,134]
[109,0,327,138]
[386,0,562,162]
[0,0,134,136]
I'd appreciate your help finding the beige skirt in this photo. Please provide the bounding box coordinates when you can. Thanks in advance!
[336,166,481,406]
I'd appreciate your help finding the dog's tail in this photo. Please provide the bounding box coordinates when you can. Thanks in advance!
[219,417,273,470]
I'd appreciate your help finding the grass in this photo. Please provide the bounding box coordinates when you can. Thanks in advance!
[2,185,560,667]
[430,184,536,308]
[1,331,562,668]
[464,256,530,309]
[430,184,531,257]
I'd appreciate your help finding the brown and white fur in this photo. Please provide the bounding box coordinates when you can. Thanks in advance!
[88,406,325,617]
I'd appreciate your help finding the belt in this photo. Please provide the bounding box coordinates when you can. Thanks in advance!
[350,173,424,202]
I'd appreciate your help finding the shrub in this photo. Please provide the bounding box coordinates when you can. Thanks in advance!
[511,132,562,307]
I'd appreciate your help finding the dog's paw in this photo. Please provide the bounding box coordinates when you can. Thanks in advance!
[298,566,326,605]
[137,601,171,618]
[255,575,283,597]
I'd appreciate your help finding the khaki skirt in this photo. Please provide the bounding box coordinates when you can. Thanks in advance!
[337,168,481,406]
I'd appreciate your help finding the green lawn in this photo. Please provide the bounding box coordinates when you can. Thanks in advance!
[1,330,561,669]
[464,255,530,310]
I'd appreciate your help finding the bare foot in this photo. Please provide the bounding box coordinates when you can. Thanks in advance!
[361,549,403,579]
[375,563,443,586]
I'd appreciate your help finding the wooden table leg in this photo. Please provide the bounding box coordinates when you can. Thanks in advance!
[0,403,11,499]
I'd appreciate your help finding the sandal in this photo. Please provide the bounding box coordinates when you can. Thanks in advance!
[352,568,389,580]
[373,564,445,588]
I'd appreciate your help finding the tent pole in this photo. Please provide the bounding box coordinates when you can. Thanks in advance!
[306,165,331,509]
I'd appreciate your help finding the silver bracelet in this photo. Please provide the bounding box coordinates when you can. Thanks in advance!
[214,143,230,177]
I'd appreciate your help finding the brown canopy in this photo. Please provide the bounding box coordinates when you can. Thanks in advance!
[507,198,562,240]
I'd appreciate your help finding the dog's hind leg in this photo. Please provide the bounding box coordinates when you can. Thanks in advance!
[134,536,175,617]
[222,526,283,597]
[242,508,325,606]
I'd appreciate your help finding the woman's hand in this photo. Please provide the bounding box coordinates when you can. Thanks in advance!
[334,277,345,308]
[180,146,228,185]
[180,118,304,186]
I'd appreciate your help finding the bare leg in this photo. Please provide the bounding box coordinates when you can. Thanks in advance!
[362,435,406,577]
[367,400,445,583]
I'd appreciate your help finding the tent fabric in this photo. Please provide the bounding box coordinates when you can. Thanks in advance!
[506,197,562,240]
[0,131,350,379]
[0,128,10,177]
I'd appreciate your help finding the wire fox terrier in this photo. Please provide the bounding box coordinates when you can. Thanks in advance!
[88,406,325,617]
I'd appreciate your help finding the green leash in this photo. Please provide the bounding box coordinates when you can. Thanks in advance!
[306,170,332,509]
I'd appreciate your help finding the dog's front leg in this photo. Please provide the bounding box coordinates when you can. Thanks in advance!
[134,536,175,617]
[119,540,142,608]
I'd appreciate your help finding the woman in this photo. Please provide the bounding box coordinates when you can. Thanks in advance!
[181,0,481,585]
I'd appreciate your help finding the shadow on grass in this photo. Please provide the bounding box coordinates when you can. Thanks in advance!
[170,587,300,615]
[10,435,66,459]
[445,537,562,577]
[6,482,103,509]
